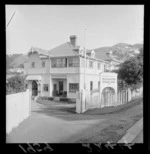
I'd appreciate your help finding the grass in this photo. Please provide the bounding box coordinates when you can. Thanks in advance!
[84,97,143,115]
[75,113,143,143]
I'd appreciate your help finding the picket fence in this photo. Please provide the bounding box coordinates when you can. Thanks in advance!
[76,87,143,113]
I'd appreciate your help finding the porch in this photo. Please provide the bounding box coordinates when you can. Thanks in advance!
[51,78,67,97]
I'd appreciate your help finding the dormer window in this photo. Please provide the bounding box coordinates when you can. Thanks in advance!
[42,61,45,67]
[31,62,35,68]
[79,50,83,55]
[79,47,85,56]
[91,50,95,58]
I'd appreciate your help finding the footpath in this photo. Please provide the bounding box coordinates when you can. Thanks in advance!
[118,117,143,143]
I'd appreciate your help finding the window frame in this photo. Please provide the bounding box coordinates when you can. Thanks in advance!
[51,58,67,68]
[89,60,94,68]
[90,81,93,91]
[97,62,101,70]
[43,84,49,92]
[31,62,35,68]
[69,83,79,93]
[68,57,79,67]
[42,61,45,67]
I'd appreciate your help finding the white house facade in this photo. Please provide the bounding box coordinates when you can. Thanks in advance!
[24,35,117,99]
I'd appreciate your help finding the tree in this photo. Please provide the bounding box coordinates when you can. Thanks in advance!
[117,48,143,90]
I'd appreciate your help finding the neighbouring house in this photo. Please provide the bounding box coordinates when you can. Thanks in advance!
[8,67,24,73]
[24,35,115,99]
[94,49,122,71]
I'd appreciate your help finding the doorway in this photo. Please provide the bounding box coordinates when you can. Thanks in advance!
[59,81,63,95]
[32,80,38,96]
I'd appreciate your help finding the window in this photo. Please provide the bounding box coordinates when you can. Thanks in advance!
[69,83,79,93]
[68,57,79,67]
[51,58,67,68]
[42,61,45,67]
[81,59,88,67]
[43,84,49,91]
[97,62,101,69]
[90,81,93,91]
[104,65,107,71]
[31,62,35,68]
[98,81,100,89]
[89,60,93,68]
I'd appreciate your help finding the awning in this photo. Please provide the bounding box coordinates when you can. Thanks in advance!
[26,75,41,80]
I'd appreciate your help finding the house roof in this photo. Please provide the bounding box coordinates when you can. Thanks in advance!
[94,49,112,61]
[48,42,80,57]
[28,47,49,56]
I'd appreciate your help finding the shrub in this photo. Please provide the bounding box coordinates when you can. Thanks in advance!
[6,75,26,95]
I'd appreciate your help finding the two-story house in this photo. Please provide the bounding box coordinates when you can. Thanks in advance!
[24,35,111,99]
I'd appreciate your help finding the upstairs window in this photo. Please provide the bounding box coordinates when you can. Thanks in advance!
[31,62,35,68]
[68,57,79,67]
[90,81,93,91]
[98,81,100,89]
[89,60,93,68]
[104,64,107,71]
[42,61,45,67]
[51,58,67,68]
[97,62,101,69]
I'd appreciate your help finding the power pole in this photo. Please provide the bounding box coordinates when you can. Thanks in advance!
[84,27,87,90]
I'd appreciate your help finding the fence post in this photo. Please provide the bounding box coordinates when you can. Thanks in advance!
[76,91,82,114]
[81,89,86,113]
[119,91,121,105]
[127,88,131,102]
[121,91,123,105]
[125,90,128,103]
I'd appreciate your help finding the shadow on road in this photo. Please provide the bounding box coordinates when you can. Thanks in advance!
[32,101,109,121]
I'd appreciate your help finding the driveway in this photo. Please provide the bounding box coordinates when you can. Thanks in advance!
[6,99,143,143]
[6,100,106,143]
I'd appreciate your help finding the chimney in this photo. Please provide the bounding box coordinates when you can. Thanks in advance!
[70,35,77,47]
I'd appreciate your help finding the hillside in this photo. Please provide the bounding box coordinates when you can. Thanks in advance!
[94,43,143,61]
[6,43,143,70]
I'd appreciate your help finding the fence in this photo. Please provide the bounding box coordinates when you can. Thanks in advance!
[76,87,143,114]
[6,89,31,134]
[116,87,143,106]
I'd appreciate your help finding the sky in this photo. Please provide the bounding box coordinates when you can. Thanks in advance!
[6,5,144,55]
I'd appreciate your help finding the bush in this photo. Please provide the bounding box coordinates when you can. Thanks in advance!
[6,75,27,95]
[38,96,54,101]
[59,97,69,102]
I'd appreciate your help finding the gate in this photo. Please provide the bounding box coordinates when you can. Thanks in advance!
[101,87,115,107]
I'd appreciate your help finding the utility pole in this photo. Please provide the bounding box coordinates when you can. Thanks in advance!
[84,27,87,90]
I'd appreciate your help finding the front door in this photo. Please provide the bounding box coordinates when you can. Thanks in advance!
[59,81,63,95]
[32,80,38,96]
[53,84,57,96]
